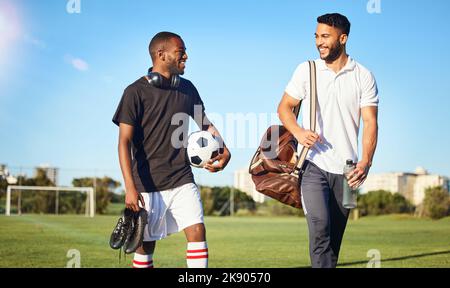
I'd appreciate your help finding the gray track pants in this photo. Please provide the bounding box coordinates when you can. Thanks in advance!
[300,161,350,268]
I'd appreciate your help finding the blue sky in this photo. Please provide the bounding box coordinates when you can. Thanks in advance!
[1,0,449,188]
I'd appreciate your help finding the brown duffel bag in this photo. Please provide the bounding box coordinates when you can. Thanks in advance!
[248,61,318,209]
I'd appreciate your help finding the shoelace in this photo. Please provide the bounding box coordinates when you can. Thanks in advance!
[117,216,133,266]
[118,248,126,265]
[115,210,138,266]
[113,217,124,235]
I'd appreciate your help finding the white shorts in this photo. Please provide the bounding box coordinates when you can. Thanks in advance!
[139,183,204,242]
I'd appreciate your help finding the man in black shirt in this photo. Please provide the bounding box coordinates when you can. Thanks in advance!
[113,32,231,268]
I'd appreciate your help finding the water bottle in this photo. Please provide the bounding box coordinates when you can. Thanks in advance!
[343,159,357,209]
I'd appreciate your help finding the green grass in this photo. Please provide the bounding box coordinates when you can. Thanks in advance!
[0,214,449,268]
[104,203,125,215]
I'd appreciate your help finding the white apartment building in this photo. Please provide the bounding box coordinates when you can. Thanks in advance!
[234,168,266,203]
[36,164,59,186]
[361,167,449,206]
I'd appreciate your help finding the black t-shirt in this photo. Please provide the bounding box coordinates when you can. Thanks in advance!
[112,76,205,192]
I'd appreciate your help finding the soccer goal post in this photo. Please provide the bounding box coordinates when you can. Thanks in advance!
[5,186,95,217]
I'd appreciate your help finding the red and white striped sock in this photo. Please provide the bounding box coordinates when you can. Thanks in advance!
[132,253,154,268]
[186,241,208,268]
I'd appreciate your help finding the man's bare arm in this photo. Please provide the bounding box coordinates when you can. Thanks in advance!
[360,106,378,167]
[277,92,321,148]
[348,106,378,188]
[118,123,144,211]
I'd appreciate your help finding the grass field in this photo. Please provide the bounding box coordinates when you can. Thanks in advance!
[0,214,449,268]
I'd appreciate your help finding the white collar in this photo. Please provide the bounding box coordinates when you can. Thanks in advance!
[317,56,356,73]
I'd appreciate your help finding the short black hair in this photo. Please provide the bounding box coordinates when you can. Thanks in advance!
[317,13,351,35]
[148,31,182,61]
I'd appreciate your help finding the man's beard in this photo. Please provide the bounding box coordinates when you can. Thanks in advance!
[167,57,185,75]
[320,42,344,62]
[170,65,184,75]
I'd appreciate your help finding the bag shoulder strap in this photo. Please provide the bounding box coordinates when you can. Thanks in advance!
[293,97,301,120]
[295,60,318,170]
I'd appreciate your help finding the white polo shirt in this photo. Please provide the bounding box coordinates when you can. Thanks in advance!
[285,57,378,175]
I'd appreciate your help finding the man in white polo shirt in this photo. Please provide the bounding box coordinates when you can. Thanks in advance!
[278,13,379,268]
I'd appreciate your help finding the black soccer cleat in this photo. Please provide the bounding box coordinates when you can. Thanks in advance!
[123,208,148,254]
[109,208,134,250]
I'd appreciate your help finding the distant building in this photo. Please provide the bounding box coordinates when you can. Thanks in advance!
[234,168,266,203]
[36,164,59,186]
[361,167,450,206]
[0,164,19,184]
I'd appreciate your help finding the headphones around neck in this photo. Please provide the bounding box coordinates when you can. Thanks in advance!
[146,67,180,89]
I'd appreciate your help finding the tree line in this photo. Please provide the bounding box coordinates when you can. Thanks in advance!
[357,188,450,220]
[0,169,448,219]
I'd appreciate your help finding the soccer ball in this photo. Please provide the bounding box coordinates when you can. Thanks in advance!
[187,131,221,168]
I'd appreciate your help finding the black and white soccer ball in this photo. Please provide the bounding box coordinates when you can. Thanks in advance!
[187,131,220,168]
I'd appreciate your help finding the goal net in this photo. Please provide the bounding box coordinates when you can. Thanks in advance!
[5,186,95,217]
